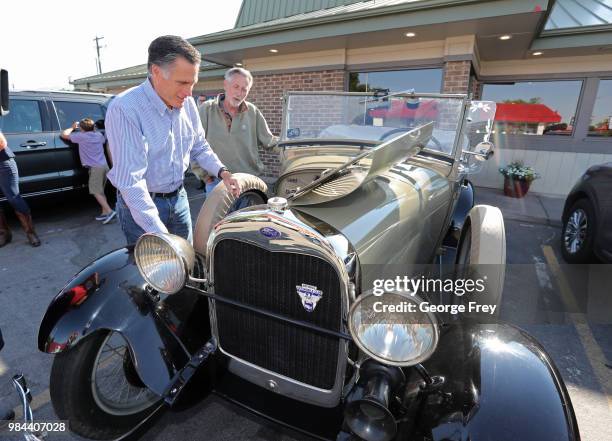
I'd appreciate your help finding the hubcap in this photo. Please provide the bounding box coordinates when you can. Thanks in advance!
[564,208,588,254]
[91,332,159,416]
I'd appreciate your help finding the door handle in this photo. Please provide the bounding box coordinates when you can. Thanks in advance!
[20,141,47,148]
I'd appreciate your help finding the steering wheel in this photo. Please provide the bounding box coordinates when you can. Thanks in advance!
[379,128,410,141]
[427,135,444,151]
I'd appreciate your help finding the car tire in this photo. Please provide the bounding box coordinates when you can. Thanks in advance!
[193,173,268,256]
[50,331,160,440]
[455,205,506,313]
[561,198,596,264]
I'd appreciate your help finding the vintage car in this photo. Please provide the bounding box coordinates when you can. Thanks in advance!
[38,92,579,441]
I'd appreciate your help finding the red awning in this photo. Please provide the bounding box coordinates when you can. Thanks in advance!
[494,103,561,123]
[368,99,438,119]
[367,101,562,124]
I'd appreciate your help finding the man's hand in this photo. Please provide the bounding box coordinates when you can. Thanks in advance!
[220,170,241,197]
[60,123,77,141]
[0,132,7,150]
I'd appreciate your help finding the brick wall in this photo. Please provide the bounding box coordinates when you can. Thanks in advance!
[470,75,483,100]
[442,60,471,94]
[248,69,346,178]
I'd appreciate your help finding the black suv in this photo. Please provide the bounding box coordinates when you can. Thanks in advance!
[561,162,612,263]
[0,90,111,201]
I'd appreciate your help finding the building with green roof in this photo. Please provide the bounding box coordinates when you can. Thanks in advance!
[74,0,612,194]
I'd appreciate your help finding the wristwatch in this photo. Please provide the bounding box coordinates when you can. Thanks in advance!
[217,167,229,179]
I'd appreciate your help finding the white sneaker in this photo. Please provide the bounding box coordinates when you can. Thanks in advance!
[102,210,116,224]
[95,214,108,221]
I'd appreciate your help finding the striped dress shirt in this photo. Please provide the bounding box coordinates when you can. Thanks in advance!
[106,79,224,234]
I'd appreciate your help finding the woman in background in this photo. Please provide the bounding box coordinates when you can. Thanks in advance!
[0,130,41,247]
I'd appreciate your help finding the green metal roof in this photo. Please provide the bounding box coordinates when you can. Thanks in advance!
[221,0,459,36]
[72,60,224,86]
[535,0,612,51]
[190,0,539,47]
[235,0,365,27]
[73,64,148,85]
[545,0,612,31]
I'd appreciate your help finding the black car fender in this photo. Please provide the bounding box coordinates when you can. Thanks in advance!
[38,247,211,396]
[418,322,580,441]
[563,177,599,221]
[443,179,474,247]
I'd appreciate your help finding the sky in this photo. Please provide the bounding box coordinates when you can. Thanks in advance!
[0,0,244,90]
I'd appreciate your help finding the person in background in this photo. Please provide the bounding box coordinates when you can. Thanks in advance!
[192,67,278,194]
[188,94,210,190]
[105,35,240,245]
[0,130,41,247]
[61,118,115,223]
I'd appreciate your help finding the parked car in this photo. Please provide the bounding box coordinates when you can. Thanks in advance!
[38,92,578,441]
[0,90,111,202]
[561,162,612,263]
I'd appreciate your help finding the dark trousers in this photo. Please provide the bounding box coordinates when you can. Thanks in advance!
[0,158,30,214]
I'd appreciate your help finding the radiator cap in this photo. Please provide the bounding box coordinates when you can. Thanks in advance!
[267,197,288,212]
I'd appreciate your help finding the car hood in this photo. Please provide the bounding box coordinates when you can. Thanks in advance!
[288,123,434,206]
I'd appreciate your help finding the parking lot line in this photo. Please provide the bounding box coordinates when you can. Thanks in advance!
[542,245,612,412]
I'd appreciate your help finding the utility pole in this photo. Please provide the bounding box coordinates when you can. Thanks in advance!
[93,35,104,74]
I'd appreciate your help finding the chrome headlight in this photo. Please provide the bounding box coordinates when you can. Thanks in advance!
[348,292,439,366]
[134,233,195,294]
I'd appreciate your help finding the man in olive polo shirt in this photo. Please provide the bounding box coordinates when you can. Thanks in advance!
[193,67,278,193]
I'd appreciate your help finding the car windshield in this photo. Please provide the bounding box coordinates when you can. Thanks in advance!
[282,92,469,155]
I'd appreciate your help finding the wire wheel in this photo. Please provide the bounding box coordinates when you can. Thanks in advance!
[91,332,159,416]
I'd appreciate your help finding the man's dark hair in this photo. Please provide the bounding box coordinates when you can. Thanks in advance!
[147,35,201,75]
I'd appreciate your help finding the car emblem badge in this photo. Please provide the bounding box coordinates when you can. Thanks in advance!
[296,284,323,312]
[259,227,281,239]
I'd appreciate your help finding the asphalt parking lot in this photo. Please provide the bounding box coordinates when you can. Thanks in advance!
[0,178,611,441]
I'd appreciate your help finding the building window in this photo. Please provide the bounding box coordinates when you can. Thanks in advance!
[588,79,612,137]
[482,80,582,136]
[348,69,443,94]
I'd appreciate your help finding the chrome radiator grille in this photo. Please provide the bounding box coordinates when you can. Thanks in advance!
[213,239,342,390]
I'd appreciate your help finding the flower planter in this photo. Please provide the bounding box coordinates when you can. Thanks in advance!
[503,177,531,198]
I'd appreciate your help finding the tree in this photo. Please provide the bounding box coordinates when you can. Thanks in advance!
[502,97,542,104]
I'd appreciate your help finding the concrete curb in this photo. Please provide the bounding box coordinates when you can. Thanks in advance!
[474,186,565,229]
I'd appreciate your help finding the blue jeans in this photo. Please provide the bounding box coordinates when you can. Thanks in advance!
[116,187,192,245]
[0,158,31,214]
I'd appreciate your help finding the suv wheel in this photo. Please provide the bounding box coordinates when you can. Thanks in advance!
[561,199,596,263]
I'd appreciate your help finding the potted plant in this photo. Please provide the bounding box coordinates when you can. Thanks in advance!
[499,161,540,198]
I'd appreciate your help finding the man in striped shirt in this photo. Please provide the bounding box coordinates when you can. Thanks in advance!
[106,35,240,245]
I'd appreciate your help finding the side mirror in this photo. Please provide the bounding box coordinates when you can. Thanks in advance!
[1,69,9,116]
[462,141,494,162]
